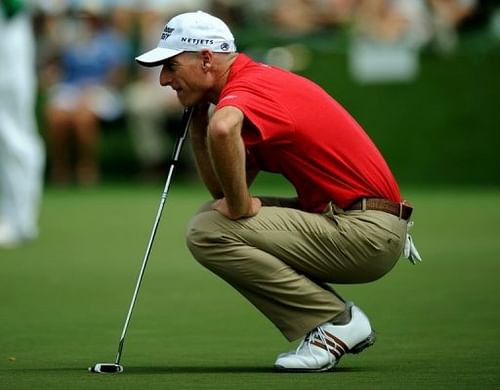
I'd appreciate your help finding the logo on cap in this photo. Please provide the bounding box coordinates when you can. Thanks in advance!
[220,43,230,51]
[161,27,175,40]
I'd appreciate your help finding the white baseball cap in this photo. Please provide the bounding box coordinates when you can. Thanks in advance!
[136,11,237,67]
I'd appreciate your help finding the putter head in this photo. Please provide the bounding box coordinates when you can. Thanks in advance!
[88,363,124,374]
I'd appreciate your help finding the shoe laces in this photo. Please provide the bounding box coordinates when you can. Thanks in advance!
[297,325,347,363]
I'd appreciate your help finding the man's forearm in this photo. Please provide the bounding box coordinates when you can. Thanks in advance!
[208,131,250,217]
[207,107,252,218]
[189,106,224,199]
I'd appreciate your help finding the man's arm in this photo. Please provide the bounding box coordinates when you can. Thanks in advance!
[207,106,261,219]
[189,104,224,199]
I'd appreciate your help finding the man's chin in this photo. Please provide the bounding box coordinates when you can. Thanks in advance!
[177,93,193,107]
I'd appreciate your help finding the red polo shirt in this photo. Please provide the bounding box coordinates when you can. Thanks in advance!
[216,54,401,213]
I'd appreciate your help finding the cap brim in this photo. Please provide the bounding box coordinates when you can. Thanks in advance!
[135,47,183,67]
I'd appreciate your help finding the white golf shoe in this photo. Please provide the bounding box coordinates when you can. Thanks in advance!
[274,304,376,372]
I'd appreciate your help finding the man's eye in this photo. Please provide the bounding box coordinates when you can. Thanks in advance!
[165,62,177,71]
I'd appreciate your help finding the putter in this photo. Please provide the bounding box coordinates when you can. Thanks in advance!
[89,106,194,374]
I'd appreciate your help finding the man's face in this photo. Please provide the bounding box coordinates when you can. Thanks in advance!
[159,52,210,106]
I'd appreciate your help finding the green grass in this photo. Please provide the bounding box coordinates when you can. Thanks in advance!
[1,183,500,389]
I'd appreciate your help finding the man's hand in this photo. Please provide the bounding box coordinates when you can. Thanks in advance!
[213,197,262,220]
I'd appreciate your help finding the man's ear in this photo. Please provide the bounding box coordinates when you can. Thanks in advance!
[200,49,213,71]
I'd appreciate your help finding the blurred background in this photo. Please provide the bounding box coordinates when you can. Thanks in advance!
[16,0,500,187]
[1,2,500,386]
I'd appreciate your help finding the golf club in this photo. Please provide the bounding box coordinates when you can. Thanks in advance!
[89,106,194,374]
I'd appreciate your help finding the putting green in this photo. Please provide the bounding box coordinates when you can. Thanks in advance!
[1,184,499,389]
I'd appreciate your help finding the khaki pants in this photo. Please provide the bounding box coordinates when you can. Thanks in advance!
[186,197,407,341]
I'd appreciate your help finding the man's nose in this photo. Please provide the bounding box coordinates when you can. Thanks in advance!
[159,66,173,86]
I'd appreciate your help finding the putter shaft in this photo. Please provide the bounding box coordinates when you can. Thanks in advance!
[113,106,193,366]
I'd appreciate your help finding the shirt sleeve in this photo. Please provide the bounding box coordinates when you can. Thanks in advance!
[216,86,295,146]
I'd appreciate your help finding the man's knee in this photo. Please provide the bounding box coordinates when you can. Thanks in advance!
[185,210,234,268]
[186,211,206,249]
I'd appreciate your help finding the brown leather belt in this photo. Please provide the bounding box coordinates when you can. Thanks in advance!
[346,198,413,221]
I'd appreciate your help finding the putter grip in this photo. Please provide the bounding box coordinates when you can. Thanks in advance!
[181,106,194,135]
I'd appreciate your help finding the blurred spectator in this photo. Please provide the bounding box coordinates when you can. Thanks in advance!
[348,0,432,84]
[273,0,321,34]
[312,0,358,29]
[210,0,247,26]
[270,0,358,34]
[0,0,45,248]
[124,70,184,179]
[41,2,130,186]
[427,0,478,53]
[123,0,207,179]
[27,0,495,185]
